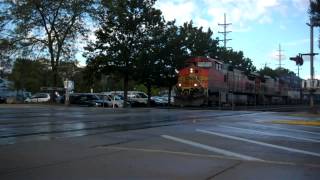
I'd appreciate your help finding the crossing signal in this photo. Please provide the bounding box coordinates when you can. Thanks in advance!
[290,55,303,66]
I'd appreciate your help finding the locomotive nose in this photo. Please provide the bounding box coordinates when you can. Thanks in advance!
[177,67,208,89]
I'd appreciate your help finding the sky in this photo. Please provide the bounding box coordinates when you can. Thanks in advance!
[154,0,318,79]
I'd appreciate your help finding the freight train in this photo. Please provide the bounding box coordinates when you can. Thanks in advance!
[174,57,301,106]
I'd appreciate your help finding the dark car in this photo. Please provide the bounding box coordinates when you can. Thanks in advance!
[0,96,6,104]
[69,93,104,107]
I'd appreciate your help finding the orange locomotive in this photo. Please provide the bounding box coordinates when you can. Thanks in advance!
[175,57,299,106]
[175,57,226,106]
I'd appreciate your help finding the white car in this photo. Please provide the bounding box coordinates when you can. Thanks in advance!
[102,91,148,106]
[98,93,124,108]
[25,93,51,103]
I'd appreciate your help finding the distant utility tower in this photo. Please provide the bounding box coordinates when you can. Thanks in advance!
[277,44,285,68]
[218,13,232,49]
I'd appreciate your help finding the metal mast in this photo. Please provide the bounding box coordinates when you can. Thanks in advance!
[277,44,285,68]
[218,13,232,49]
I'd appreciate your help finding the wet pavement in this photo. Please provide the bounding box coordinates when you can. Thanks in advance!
[0,104,319,179]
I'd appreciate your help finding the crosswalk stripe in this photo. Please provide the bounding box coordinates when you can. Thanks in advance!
[219,125,320,143]
[197,129,320,157]
[161,135,263,161]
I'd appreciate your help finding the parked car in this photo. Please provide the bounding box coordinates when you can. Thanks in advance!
[109,91,147,102]
[151,96,167,106]
[107,91,148,107]
[69,93,106,107]
[24,93,51,103]
[160,94,175,104]
[0,96,5,104]
[98,93,124,108]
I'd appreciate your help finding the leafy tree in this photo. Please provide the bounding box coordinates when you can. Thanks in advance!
[180,21,219,58]
[0,39,14,78]
[257,66,277,79]
[156,22,187,105]
[9,58,52,93]
[1,0,97,86]
[218,48,256,74]
[177,22,255,75]
[310,0,320,48]
[86,0,163,106]
[258,67,295,79]
[0,13,5,32]
[135,17,172,106]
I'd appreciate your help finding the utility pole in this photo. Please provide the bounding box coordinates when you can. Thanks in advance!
[296,66,301,78]
[310,21,315,109]
[277,44,285,68]
[297,65,302,104]
[218,13,232,49]
[306,17,319,111]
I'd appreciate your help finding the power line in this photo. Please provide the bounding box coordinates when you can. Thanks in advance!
[218,13,232,49]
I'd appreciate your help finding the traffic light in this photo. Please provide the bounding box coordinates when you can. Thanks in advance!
[290,55,303,66]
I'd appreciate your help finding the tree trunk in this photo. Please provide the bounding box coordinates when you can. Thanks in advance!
[168,86,172,106]
[123,73,129,108]
[53,67,58,87]
[147,83,152,107]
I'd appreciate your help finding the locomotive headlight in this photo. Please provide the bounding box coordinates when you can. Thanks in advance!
[178,83,182,87]
[194,83,198,87]
[190,68,194,73]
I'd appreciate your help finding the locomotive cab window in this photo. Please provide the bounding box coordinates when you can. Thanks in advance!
[197,62,212,68]
[215,63,222,71]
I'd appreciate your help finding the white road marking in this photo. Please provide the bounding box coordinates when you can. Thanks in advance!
[241,123,320,136]
[220,125,320,143]
[235,112,274,117]
[197,129,320,158]
[101,146,320,168]
[161,135,263,161]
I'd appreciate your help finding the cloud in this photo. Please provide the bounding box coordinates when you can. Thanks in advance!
[280,24,287,30]
[283,38,309,47]
[259,15,273,24]
[155,0,310,33]
[155,0,195,25]
[269,50,281,60]
[156,0,285,34]
[268,46,286,61]
[194,17,211,30]
[292,0,309,12]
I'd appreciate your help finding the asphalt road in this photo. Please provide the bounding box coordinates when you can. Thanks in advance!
[0,104,319,179]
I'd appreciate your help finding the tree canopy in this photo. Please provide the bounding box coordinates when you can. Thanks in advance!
[258,67,296,79]
[1,0,97,85]
[217,48,256,74]
[179,21,219,58]
[9,58,51,93]
[310,0,320,20]
[310,0,320,48]
[85,0,165,105]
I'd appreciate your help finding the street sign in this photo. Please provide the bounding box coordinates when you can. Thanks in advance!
[64,80,74,90]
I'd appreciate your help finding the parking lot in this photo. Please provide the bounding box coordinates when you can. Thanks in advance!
[0,104,319,179]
